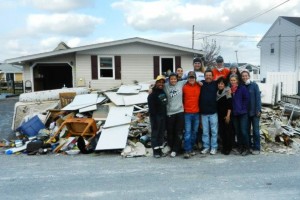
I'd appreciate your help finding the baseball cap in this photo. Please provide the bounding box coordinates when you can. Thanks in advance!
[155,75,166,81]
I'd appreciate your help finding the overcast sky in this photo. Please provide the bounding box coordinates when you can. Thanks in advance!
[1,0,299,65]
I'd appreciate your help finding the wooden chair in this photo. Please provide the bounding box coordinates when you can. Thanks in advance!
[59,92,76,108]
[47,117,98,149]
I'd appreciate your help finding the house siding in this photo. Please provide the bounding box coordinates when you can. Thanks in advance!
[259,17,300,80]
[76,53,194,90]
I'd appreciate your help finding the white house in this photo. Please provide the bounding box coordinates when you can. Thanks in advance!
[257,16,300,82]
[5,37,204,92]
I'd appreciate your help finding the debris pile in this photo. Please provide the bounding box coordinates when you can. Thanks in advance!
[1,84,155,157]
[260,103,300,154]
[1,84,300,157]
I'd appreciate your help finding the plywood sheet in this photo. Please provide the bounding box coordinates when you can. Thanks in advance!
[103,106,133,128]
[117,85,140,94]
[62,94,98,110]
[95,125,130,150]
[104,92,125,106]
[123,92,148,106]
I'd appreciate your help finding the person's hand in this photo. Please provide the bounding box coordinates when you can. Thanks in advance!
[257,112,261,117]
[224,116,230,124]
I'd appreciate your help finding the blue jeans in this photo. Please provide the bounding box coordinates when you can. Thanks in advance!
[249,116,260,150]
[201,113,218,149]
[184,113,200,152]
[232,114,249,148]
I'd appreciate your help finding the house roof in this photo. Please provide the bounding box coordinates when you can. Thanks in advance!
[281,16,300,27]
[0,63,23,73]
[5,37,205,64]
[257,16,300,46]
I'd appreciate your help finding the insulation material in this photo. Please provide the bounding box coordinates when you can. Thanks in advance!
[95,125,130,150]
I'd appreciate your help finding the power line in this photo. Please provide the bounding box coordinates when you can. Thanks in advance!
[197,0,290,40]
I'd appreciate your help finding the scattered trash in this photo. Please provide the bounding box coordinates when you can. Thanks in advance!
[2,81,300,157]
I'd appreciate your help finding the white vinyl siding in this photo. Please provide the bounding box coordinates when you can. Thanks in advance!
[259,17,300,79]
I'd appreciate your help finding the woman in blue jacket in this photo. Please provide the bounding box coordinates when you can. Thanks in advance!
[241,70,261,155]
[229,74,250,156]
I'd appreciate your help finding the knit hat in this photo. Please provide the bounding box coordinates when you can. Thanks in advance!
[216,56,224,63]
[230,62,239,68]
[193,57,202,64]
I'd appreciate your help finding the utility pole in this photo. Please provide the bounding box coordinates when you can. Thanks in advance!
[235,50,239,64]
[192,25,194,49]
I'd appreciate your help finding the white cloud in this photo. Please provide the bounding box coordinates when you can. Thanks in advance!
[112,0,300,32]
[22,0,94,12]
[26,13,104,37]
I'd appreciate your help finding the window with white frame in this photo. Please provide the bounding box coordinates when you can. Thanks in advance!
[98,56,114,78]
[270,43,274,54]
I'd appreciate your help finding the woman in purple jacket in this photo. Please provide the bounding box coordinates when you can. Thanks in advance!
[229,74,250,156]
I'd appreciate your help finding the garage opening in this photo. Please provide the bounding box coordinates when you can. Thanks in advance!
[33,63,73,91]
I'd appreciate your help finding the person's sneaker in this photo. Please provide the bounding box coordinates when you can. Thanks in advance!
[184,152,190,159]
[210,149,217,155]
[170,151,176,158]
[153,148,161,158]
[201,148,210,154]
[190,151,196,156]
[252,150,260,155]
[241,149,250,156]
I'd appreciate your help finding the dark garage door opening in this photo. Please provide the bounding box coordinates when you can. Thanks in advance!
[33,63,73,91]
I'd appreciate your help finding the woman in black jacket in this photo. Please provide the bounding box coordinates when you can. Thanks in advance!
[216,77,233,155]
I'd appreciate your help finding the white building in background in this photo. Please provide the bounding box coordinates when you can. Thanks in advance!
[257,16,300,95]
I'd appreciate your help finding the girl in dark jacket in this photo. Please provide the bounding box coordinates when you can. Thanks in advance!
[216,77,233,155]
[229,74,250,156]
[148,75,167,158]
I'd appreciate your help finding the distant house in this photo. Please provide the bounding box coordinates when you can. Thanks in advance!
[5,37,204,91]
[257,16,300,81]
[0,63,23,82]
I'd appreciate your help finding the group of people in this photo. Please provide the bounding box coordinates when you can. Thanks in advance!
[147,56,262,158]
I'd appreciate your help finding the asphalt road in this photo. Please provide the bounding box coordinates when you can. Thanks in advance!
[0,96,19,140]
[0,153,300,200]
[1,96,300,200]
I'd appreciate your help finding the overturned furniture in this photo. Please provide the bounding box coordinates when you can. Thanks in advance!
[47,118,98,148]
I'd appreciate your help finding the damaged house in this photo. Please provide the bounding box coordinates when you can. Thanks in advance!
[5,37,204,92]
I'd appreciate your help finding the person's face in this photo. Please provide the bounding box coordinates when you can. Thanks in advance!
[188,76,196,84]
[230,67,237,74]
[230,77,238,86]
[218,82,225,90]
[193,62,201,71]
[217,62,223,68]
[176,68,183,78]
[169,76,177,86]
[155,79,165,89]
[205,72,213,82]
[241,72,250,83]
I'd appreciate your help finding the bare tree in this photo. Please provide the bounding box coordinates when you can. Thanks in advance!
[201,39,220,68]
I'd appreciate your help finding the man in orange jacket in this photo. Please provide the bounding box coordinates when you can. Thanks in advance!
[212,56,230,80]
[182,71,201,159]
